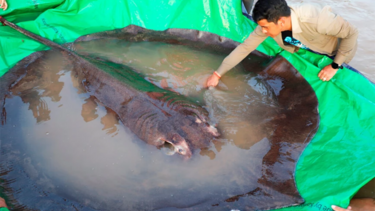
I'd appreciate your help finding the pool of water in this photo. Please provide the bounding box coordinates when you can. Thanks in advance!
[1,41,287,210]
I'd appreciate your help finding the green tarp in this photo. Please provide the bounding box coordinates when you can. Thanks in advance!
[0,0,374,210]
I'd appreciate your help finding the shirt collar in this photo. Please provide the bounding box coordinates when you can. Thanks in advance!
[290,6,302,34]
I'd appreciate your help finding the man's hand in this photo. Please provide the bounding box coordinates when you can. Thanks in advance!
[0,197,7,208]
[331,205,352,211]
[318,64,339,81]
[0,0,7,11]
[206,73,220,87]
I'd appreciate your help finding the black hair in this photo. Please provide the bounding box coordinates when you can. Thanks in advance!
[252,0,291,24]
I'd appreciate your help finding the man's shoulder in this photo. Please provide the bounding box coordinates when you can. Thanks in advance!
[290,3,324,19]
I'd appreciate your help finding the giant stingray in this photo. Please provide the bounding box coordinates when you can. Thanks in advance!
[0,18,319,210]
[0,17,220,158]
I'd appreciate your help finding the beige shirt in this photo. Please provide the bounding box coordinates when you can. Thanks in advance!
[216,3,358,76]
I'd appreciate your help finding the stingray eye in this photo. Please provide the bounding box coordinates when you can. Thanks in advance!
[176,147,186,155]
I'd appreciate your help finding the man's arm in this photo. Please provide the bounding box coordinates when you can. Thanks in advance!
[206,26,267,87]
[216,26,267,76]
[317,6,358,81]
[317,6,358,66]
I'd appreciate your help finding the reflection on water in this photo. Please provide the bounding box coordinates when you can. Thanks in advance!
[9,51,65,123]
[80,96,99,122]
[80,96,119,135]
[1,41,296,210]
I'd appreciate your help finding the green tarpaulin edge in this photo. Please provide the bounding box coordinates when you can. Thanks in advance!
[1,0,374,210]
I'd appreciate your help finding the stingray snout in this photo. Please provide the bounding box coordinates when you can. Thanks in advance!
[157,134,193,158]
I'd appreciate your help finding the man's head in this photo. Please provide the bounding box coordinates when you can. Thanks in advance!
[252,0,291,37]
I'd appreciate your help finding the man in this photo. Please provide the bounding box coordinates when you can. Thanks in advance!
[206,0,358,87]
[206,1,374,210]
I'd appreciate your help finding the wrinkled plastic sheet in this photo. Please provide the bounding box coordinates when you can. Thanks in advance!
[0,0,374,210]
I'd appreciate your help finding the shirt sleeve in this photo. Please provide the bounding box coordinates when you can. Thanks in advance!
[216,25,267,76]
[317,6,358,65]
[0,207,9,211]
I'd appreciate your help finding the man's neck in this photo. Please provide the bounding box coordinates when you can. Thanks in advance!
[283,16,293,31]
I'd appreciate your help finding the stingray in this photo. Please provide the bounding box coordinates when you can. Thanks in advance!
[0,17,220,158]
[0,18,320,210]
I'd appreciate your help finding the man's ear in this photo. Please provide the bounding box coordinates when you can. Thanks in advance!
[278,17,286,27]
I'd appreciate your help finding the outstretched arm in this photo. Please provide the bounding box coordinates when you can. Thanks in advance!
[206,26,267,87]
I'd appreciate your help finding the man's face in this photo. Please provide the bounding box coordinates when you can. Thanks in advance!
[257,19,282,38]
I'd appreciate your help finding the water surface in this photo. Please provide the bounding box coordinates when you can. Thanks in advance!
[1,42,282,210]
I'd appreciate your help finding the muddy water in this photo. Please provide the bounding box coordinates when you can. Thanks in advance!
[72,39,278,130]
[72,39,249,97]
[1,43,279,210]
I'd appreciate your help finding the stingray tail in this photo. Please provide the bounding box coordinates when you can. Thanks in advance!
[0,16,69,53]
